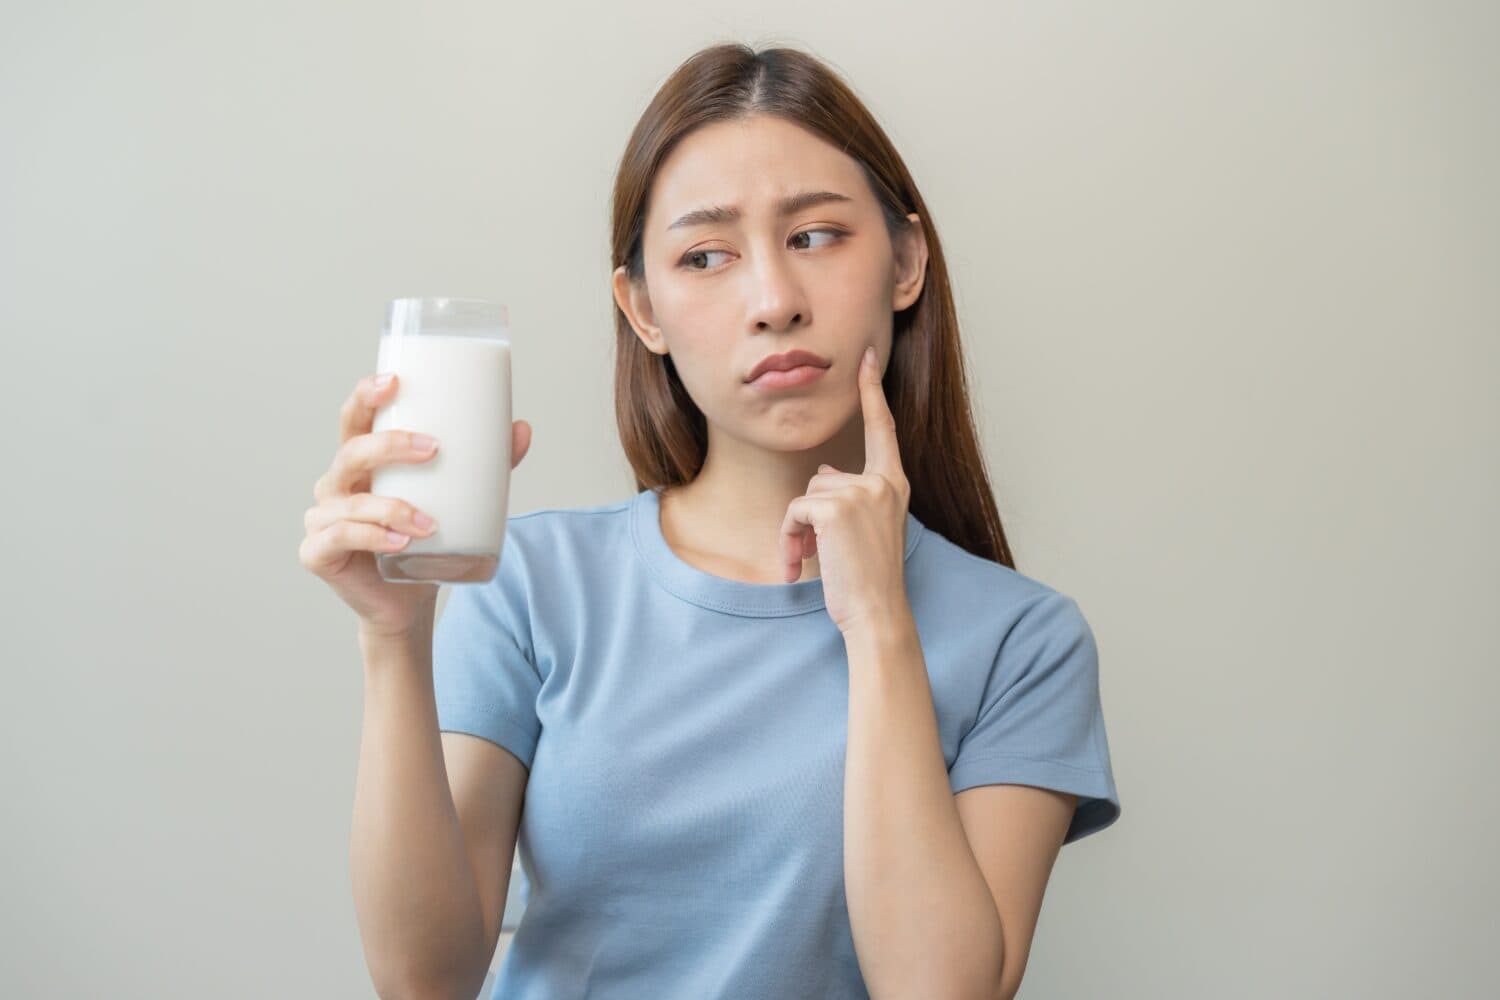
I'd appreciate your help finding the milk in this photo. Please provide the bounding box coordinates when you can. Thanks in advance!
[370,333,512,584]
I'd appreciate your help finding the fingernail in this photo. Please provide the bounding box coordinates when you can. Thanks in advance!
[412,511,435,529]
[863,346,875,367]
[375,373,393,389]
[412,433,437,452]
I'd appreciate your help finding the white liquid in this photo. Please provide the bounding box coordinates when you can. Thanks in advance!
[370,333,512,583]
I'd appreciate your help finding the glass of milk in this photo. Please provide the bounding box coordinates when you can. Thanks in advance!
[370,297,512,584]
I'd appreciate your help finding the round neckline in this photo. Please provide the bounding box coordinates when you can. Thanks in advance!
[629,486,926,618]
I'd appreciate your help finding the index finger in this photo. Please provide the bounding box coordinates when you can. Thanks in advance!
[859,346,900,476]
[339,373,395,443]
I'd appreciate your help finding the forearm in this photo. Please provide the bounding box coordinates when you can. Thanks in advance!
[350,623,488,998]
[842,608,1005,1000]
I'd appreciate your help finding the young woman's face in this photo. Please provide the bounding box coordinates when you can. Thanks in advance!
[613,113,927,453]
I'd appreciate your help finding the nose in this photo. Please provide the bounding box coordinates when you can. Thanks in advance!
[745,246,808,333]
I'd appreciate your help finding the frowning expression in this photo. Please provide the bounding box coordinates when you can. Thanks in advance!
[613,113,926,450]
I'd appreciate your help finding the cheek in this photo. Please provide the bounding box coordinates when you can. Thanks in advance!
[649,280,735,368]
[654,320,726,404]
[815,248,890,319]
[651,276,736,337]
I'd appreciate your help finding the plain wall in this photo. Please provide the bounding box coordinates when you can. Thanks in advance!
[2,1,1496,997]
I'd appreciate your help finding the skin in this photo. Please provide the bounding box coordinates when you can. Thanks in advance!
[612,113,928,585]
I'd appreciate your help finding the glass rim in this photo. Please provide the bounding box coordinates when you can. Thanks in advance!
[384,296,509,335]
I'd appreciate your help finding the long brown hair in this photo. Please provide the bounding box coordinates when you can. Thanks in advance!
[610,42,1015,569]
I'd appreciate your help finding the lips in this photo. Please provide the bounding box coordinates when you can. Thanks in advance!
[746,349,832,382]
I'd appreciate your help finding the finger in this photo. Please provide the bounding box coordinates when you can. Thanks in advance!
[796,470,829,562]
[779,494,837,583]
[304,493,438,538]
[315,428,439,502]
[298,518,413,577]
[340,373,397,445]
[512,419,532,469]
[858,346,900,478]
[809,464,862,493]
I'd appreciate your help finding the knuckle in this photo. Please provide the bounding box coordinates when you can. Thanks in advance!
[299,534,326,572]
[341,491,365,517]
[331,521,357,551]
[368,495,396,524]
[342,435,371,470]
[348,494,378,528]
[376,495,405,526]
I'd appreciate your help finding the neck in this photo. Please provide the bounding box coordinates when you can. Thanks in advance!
[659,415,866,585]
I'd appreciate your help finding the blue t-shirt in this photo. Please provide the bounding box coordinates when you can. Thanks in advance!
[433,486,1121,999]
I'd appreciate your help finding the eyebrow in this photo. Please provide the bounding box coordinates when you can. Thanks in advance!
[666,190,855,230]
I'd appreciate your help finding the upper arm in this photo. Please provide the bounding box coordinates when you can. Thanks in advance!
[441,731,529,974]
[955,784,1078,1000]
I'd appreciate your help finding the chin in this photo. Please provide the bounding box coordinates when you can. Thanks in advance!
[747,422,842,453]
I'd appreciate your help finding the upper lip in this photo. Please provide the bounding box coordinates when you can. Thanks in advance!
[746,349,832,382]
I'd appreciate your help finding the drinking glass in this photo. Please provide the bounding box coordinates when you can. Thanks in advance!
[370,297,512,584]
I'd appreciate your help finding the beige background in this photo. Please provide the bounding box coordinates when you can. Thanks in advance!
[2,1,1496,997]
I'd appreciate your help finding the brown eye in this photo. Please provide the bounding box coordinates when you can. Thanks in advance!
[681,248,730,270]
[790,228,845,250]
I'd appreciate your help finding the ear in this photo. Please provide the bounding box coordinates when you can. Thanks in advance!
[891,213,928,312]
[612,264,670,356]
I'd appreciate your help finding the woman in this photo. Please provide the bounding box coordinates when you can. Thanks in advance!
[303,42,1122,1000]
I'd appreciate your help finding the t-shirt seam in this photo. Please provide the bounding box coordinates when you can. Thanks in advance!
[436,698,539,740]
[628,490,929,619]
[508,501,631,523]
[952,750,1106,774]
[627,495,827,619]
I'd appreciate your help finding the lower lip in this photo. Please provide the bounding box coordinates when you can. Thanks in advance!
[749,364,829,390]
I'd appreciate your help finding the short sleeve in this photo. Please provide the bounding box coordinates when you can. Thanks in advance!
[431,554,543,771]
[948,591,1122,845]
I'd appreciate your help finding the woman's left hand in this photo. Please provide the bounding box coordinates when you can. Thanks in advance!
[780,345,912,636]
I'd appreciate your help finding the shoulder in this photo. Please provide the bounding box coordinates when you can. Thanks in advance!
[491,494,636,589]
[908,520,1081,627]
[464,495,637,641]
[502,494,634,547]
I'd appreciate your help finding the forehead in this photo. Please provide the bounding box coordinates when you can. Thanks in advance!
[646,115,870,230]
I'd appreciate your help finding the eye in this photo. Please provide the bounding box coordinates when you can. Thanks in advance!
[680,247,732,271]
[789,227,846,250]
[677,228,848,271]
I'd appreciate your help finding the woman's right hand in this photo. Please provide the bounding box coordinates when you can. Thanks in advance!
[299,372,533,640]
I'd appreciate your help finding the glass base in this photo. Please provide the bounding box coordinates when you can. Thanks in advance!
[377,551,499,584]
